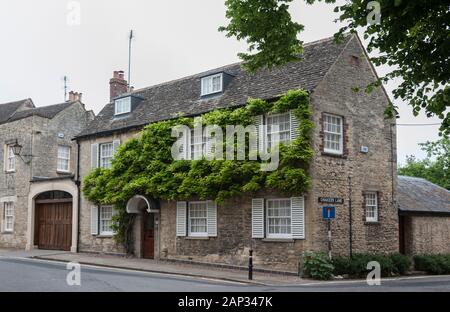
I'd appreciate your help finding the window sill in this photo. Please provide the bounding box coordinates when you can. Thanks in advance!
[364,221,380,225]
[95,234,114,238]
[5,171,16,174]
[321,151,347,159]
[262,238,295,243]
[56,170,71,174]
[1,231,13,235]
[184,236,210,240]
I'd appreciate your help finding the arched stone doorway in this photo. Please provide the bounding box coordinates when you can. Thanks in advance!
[34,191,73,251]
[26,178,78,252]
[126,195,160,259]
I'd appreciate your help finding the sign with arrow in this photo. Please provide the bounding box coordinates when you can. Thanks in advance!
[322,206,336,219]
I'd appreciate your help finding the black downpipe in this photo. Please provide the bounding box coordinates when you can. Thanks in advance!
[348,175,353,258]
[75,140,81,253]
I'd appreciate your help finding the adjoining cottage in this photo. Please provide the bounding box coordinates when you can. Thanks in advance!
[398,176,450,256]
[0,93,94,251]
[75,34,399,272]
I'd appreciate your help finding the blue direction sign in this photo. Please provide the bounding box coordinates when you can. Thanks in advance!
[322,206,336,219]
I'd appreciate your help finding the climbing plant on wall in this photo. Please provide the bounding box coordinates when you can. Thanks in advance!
[83,89,313,247]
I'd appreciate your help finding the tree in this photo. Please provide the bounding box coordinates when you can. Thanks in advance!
[398,138,450,190]
[220,0,450,135]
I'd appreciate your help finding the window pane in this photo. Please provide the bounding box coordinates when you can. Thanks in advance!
[266,199,291,236]
[266,113,291,149]
[189,202,208,235]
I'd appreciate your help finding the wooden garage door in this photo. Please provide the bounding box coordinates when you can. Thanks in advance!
[36,201,72,251]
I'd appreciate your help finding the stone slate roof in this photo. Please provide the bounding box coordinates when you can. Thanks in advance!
[7,101,75,122]
[398,176,450,214]
[0,99,34,124]
[76,35,352,139]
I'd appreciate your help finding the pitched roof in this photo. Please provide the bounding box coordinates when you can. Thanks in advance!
[76,34,353,139]
[0,99,34,124]
[398,176,450,214]
[7,101,75,123]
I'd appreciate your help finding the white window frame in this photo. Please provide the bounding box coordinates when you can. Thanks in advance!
[365,192,378,222]
[99,205,114,236]
[201,73,223,96]
[266,112,291,150]
[323,113,344,155]
[190,129,206,160]
[99,142,114,168]
[6,145,15,172]
[188,201,208,237]
[266,198,292,239]
[57,145,70,172]
[114,97,131,115]
[4,202,14,232]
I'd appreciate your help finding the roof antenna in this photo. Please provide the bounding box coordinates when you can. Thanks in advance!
[63,75,69,101]
[128,29,134,91]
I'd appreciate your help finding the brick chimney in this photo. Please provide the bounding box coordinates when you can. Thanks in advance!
[110,70,128,101]
[68,91,82,102]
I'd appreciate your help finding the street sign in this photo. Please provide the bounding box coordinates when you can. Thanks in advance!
[318,197,344,204]
[322,206,336,219]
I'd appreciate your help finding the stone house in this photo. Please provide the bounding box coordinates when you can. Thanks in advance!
[0,93,94,251]
[74,34,399,272]
[398,176,450,255]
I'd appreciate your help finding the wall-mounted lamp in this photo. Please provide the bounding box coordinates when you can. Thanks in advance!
[11,140,33,164]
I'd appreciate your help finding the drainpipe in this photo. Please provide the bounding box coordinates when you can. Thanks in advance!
[348,175,353,258]
[75,140,81,253]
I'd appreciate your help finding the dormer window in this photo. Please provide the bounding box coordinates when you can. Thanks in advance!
[114,97,131,115]
[201,73,223,96]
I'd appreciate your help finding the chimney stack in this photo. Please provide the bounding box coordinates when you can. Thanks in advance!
[68,91,82,102]
[110,70,128,101]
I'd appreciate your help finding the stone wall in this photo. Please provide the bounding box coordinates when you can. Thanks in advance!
[403,215,450,255]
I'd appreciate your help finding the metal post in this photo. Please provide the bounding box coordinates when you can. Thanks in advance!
[248,249,253,280]
[327,219,332,260]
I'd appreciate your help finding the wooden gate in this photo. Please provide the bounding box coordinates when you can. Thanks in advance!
[35,200,72,251]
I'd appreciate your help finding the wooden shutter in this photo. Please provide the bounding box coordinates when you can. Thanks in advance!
[291,197,305,239]
[90,205,99,235]
[290,110,299,141]
[207,200,217,237]
[90,143,99,169]
[249,116,263,159]
[176,201,187,236]
[252,198,265,238]
[181,129,190,160]
[1,203,4,232]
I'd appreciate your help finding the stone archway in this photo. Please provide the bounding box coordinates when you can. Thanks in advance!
[126,195,160,259]
[26,179,78,252]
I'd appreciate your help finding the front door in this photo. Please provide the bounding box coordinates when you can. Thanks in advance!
[142,212,155,259]
[36,201,72,251]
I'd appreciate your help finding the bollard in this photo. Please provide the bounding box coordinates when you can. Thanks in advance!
[248,249,253,280]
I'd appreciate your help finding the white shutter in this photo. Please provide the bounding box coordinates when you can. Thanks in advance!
[252,198,265,238]
[90,205,99,235]
[207,200,217,237]
[113,140,121,153]
[176,201,187,236]
[90,143,99,169]
[249,115,263,159]
[290,110,299,141]
[183,129,191,160]
[256,115,265,154]
[291,196,305,239]
[1,204,4,232]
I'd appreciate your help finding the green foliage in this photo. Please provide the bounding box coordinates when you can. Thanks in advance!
[414,254,450,275]
[83,90,313,247]
[300,251,334,280]
[219,0,303,72]
[398,138,450,190]
[223,0,449,135]
[390,253,412,275]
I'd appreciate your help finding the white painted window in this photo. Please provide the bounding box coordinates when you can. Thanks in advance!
[188,201,208,237]
[99,205,113,235]
[266,113,291,150]
[57,145,70,172]
[6,145,15,172]
[4,202,14,232]
[365,192,378,222]
[323,114,343,155]
[266,198,292,239]
[201,73,223,96]
[190,129,206,160]
[114,97,131,115]
[99,142,114,168]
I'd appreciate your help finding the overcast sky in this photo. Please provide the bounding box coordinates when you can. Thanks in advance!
[0,0,441,164]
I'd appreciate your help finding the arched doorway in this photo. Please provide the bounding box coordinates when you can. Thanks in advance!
[34,191,73,251]
[126,195,160,259]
